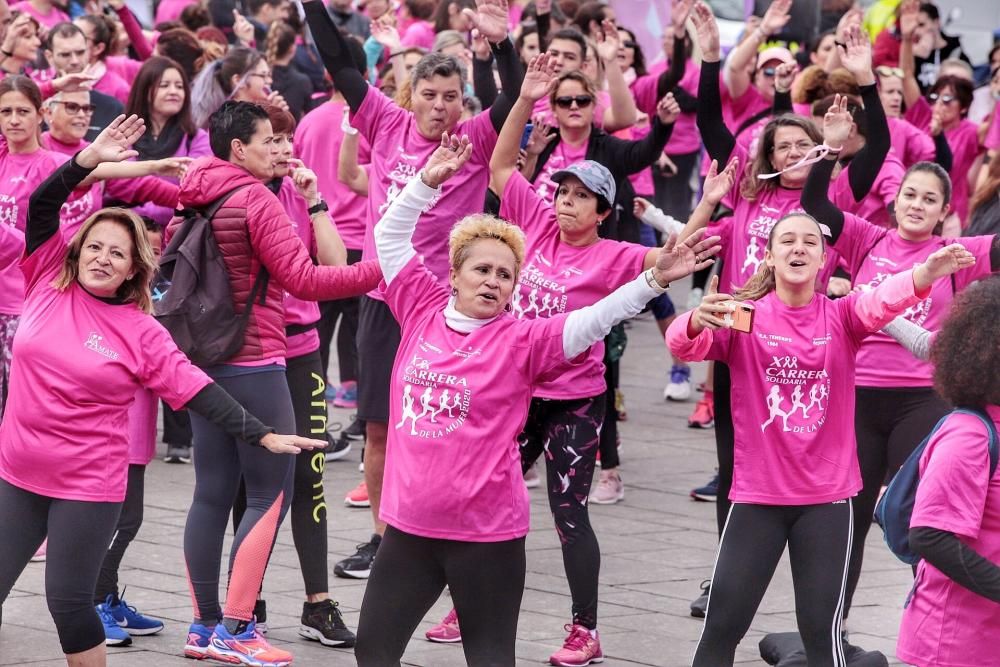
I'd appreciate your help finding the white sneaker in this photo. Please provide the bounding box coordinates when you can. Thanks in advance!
[664,365,692,401]
[589,469,624,504]
[687,286,704,311]
[524,464,541,489]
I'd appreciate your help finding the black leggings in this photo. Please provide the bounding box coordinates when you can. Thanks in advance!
[233,351,330,596]
[519,394,605,629]
[842,386,950,619]
[355,525,525,666]
[317,248,362,383]
[95,464,145,603]
[714,362,736,536]
[0,479,121,654]
[694,501,853,667]
[162,401,192,446]
[597,358,620,470]
[185,368,296,624]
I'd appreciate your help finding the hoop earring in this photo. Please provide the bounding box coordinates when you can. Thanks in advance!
[451,287,458,296]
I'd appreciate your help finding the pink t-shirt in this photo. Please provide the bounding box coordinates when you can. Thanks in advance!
[667,272,925,505]
[531,139,588,202]
[11,0,68,29]
[500,172,648,400]
[888,116,936,168]
[0,222,23,271]
[155,0,194,24]
[127,387,157,466]
[897,406,1000,667]
[380,257,580,541]
[830,152,905,229]
[93,66,132,105]
[352,88,498,297]
[632,60,702,156]
[834,212,994,388]
[0,233,211,502]
[277,177,322,360]
[906,97,984,225]
[986,111,1000,151]
[294,101,366,251]
[400,20,435,50]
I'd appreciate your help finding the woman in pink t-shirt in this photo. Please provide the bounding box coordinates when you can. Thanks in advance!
[0,116,323,667]
[874,65,950,170]
[668,210,975,666]
[804,99,1000,624]
[358,132,718,667]
[896,279,1000,667]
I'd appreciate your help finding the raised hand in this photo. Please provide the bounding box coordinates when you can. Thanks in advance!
[656,93,681,125]
[232,9,255,46]
[898,0,919,40]
[260,432,326,454]
[822,94,853,150]
[287,158,320,201]
[916,243,976,287]
[471,28,491,60]
[461,0,509,44]
[760,0,792,37]
[371,15,402,51]
[702,156,739,205]
[267,90,290,114]
[672,0,695,37]
[633,196,653,218]
[519,52,557,102]
[77,114,145,168]
[774,61,796,93]
[837,24,874,85]
[690,1,720,62]
[595,18,620,64]
[652,228,722,286]
[929,106,943,136]
[52,71,96,93]
[693,275,736,332]
[421,133,474,188]
[835,5,863,43]
[524,117,556,156]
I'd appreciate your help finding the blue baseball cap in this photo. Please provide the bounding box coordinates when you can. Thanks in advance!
[551,160,616,209]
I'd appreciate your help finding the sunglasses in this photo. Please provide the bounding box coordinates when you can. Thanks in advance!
[876,65,904,78]
[52,100,96,115]
[760,67,776,77]
[622,40,637,48]
[554,95,594,109]
[928,92,956,104]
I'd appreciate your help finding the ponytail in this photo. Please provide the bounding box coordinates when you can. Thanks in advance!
[733,263,777,301]
[264,21,296,67]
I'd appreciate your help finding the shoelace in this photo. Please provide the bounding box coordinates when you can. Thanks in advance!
[561,625,592,650]
[96,605,117,625]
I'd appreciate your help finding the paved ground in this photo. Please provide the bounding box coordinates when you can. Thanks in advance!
[0,291,916,666]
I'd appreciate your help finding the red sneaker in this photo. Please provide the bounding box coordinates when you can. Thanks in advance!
[344,481,370,507]
[688,396,715,429]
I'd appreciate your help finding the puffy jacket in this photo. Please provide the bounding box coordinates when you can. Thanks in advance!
[167,157,382,364]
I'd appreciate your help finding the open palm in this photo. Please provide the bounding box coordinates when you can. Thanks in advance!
[462,0,509,43]
[90,114,145,163]
[838,25,871,78]
[520,53,557,101]
[422,134,474,188]
[654,229,722,285]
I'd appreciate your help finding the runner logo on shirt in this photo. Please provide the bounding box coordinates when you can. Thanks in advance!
[380,161,443,216]
[512,251,568,319]
[760,354,829,433]
[0,194,17,227]
[84,331,120,361]
[396,352,471,439]
[743,207,805,279]
[859,267,933,326]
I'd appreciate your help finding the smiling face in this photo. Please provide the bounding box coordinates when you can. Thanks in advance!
[0,90,41,150]
[617,28,635,70]
[768,125,817,187]
[553,175,607,243]
[552,79,595,130]
[152,67,186,122]
[77,220,135,297]
[894,170,950,240]
[764,215,826,289]
[44,90,92,143]
[412,73,464,139]
[878,73,904,117]
[233,59,272,104]
[754,58,782,103]
[449,238,517,319]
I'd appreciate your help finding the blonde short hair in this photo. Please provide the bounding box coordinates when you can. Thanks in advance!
[448,214,526,280]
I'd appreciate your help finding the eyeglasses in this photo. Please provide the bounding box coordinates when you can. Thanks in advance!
[622,40,637,48]
[554,95,594,109]
[52,100,95,115]
[876,65,904,78]
[760,67,776,77]
[248,72,272,82]
[928,92,956,104]
[771,140,815,155]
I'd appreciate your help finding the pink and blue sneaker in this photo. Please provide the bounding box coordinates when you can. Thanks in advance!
[183,622,213,659]
[205,619,293,666]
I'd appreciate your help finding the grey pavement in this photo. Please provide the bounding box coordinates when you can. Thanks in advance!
[0,298,915,666]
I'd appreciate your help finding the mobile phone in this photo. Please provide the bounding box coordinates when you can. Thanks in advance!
[722,300,755,334]
[520,123,534,150]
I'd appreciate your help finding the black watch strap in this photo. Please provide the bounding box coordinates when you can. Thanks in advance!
[308,200,329,215]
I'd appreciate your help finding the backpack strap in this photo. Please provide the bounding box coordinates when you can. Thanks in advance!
[953,407,999,477]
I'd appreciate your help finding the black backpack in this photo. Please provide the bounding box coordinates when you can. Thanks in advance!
[155,186,269,367]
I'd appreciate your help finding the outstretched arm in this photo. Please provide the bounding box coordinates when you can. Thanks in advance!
[679,156,739,241]
[881,317,934,360]
[837,25,889,202]
[597,19,638,131]
[801,95,851,243]
[302,0,370,111]
[691,2,735,163]
[725,0,791,98]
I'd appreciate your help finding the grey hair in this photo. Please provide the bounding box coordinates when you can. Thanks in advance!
[409,52,467,93]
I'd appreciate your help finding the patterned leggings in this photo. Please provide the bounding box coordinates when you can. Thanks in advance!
[520,395,606,629]
[0,313,19,417]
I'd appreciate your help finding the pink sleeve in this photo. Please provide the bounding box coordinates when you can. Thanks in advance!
[114,6,153,60]
[105,176,179,207]
[986,113,1000,151]
[0,223,24,271]
[187,130,211,158]
[666,311,716,362]
[912,414,994,539]
[833,212,889,276]
[384,255,449,327]
[630,73,660,115]
[953,235,996,290]
[905,96,933,133]
[18,232,67,294]
[351,86,406,145]
[908,124,936,164]
[852,269,926,332]
[499,171,553,239]
[136,321,213,411]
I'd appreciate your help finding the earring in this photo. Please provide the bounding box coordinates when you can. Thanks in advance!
[504,302,512,313]
[451,287,458,296]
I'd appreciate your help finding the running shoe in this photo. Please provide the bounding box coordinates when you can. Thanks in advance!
[30,539,47,562]
[549,624,603,666]
[332,380,358,409]
[688,396,715,429]
[589,469,624,505]
[333,534,380,579]
[164,443,191,464]
[323,431,351,462]
[690,473,719,502]
[425,607,461,643]
[664,365,692,402]
[184,622,213,659]
[253,600,268,635]
[344,481,370,507]
[523,464,541,489]
[343,417,366,441]
[103,590,164,635]
[95,603,132,646]
[324,384,337,402]
[690,580,711,618]
[205,619,292,667]
[299,599,355,647]
[687,286,704,311]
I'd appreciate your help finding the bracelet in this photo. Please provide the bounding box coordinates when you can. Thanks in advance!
[644,268,669,293]
[307,200,329,216]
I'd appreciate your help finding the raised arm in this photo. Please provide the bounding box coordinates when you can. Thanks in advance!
[725,0,791,99]
[375,133,473,284]
[679,156,738,241]
[110,0,153,60]
[337,107,369,197]
[596,19,638,132]
[369,16,408,101]
[460,0,524,133]
[898,0,922,111]
[691,2,735,163]
[302,0,370,111]
[657,0,694,97]
[471,30,499,109]
[801,95,850,242]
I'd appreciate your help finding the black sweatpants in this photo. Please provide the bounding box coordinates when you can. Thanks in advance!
[842,386,950,618]
[519,395,605,629]
[714,362,735,536]
[0,479,121,654]
[185,367,296,624]
[232,351,330,595]
[355,525,525,666]
[95,464,145,603]
[694,501,853,667]
[317,248,362,383]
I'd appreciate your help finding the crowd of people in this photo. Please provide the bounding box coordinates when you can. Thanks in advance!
[0,0,997,665]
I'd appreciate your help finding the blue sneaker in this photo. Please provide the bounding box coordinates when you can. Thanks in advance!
[690,473,719,502]
[104,591,164,636]
[95,603,132,646]
[184,622,213,659]
[324,384,338,402]
[664,364,692,401]
[206,619,293,666]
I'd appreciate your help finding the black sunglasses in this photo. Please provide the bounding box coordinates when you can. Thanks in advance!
[761,67,777,77]
[554,95,594,109]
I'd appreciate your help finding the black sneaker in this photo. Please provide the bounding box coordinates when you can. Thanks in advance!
[253,599,267,634]
[690,580,710,618]
[323,431,352,462]
[333,534,381,579]
[164,444,191,464]
[299,599,355,647]
[343,417,365,441]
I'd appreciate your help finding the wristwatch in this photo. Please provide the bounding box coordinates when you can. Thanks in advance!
[308,200,329,216]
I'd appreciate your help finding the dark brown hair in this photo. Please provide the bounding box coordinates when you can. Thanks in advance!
[932,276,1000,408]
[929,74,974,117]
[0,75,43,111]
[126,56,197,138]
